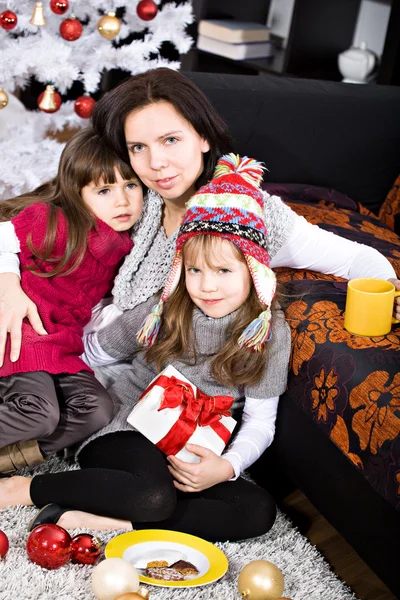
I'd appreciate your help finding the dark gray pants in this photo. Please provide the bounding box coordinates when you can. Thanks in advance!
[0,371,114,455]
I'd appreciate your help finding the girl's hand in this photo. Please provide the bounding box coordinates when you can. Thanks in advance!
[0,273,47,366]
[388,278,400,321]
[167,444,235,493]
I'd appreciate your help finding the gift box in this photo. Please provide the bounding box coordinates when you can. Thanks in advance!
[127,365,236,463]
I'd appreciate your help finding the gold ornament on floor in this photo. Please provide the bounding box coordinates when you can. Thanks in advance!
[30,2,46,26]
[0,88,8,109]
[238,560,285,600]
[115,586,151,599]
[97,12,120,39]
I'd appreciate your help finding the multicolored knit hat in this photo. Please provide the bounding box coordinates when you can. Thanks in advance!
[137,153,277,352]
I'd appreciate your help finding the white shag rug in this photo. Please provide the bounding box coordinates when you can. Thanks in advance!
[0,458,359,600]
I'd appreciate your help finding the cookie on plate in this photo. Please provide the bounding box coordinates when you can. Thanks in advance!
[171,559,199,576]
[146,567,185,581]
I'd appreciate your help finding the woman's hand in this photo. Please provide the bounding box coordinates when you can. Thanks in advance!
[0,273,47,366]
[388,278,400,321]
[167,444,234,493]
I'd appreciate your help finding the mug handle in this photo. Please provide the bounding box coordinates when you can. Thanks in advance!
[393,291,400,324]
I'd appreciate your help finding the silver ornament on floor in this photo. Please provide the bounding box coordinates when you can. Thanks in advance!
[92,557,139,600]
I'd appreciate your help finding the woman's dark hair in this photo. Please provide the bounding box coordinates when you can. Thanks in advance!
[92,68,234,189]
[0,127,137,277]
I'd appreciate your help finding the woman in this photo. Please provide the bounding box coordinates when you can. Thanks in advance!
[1,68,399,363]
[0,68,399,541]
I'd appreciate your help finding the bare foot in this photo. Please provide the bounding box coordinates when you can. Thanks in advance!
[0,476,33,508]
[58,510,132,531]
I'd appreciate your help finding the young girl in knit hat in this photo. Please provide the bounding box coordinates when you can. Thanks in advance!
[0,155,290,543]
[0,128,143,474]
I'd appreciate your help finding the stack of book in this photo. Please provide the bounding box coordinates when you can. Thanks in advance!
[197,20,274,61]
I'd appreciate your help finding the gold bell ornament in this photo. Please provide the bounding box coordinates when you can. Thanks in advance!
[238,560,285,600]
[0,87,9,109]
[38,84,62,113]
[29,2,46,26]
[97,11,120,39]
[115,586,151,599]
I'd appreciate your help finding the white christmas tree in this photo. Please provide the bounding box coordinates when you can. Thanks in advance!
[0,0,194,198]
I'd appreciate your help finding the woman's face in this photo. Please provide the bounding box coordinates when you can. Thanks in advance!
[124,101,210,205]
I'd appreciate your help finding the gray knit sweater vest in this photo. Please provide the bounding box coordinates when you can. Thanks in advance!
[78,300,290,455]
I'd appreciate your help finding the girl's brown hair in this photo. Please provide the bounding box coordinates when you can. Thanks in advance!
[91,68,234,189]
[145,235,273,388]
[0,127,137,277]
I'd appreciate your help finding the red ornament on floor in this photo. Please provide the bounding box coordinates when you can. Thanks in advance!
[74,95,96,118]
[71,534,102,565]
[0,530,9,559]
[26,524,72,569]
[60,16,82,41]
[50,0,69,15]
[0,10,18,30]
[136,0,158,21]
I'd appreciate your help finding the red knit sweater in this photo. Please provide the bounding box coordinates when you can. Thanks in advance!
[0,202,133,377]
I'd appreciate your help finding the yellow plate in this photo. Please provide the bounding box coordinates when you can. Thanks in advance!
[105,529,228,588]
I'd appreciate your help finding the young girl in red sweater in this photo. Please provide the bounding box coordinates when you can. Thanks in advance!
[0,128,142,474]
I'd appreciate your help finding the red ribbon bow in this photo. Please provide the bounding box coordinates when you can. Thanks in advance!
[139,374,234,456]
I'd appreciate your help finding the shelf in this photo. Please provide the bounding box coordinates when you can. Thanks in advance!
[188,0,400,85]
[196,47,287,76]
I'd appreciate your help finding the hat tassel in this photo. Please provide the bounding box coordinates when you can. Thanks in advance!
[137,300,163,347]
[238,309,272,352]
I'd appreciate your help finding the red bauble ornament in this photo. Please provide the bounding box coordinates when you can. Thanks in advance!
[70,534,101,565]
[136,0,158,21]
[74,95,96,119]
[50,0,69,15]
[0,10,18,30]
[60,16,82,41]
[37,86,62,113]
[0,530,9,559]
[26,524,72,569]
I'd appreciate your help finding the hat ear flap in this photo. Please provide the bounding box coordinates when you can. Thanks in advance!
[239,255,276,352]
[136,251,183,347]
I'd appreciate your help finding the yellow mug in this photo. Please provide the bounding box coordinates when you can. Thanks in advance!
[344,278,400,337]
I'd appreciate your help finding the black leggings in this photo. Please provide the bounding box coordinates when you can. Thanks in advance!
[30,431,276,542]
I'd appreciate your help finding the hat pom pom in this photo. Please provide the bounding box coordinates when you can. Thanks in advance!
[137,300,164,347]
[213,153,266,188]
[238,309,272,352]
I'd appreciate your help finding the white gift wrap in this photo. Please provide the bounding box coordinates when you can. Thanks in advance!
[127,365,236,463]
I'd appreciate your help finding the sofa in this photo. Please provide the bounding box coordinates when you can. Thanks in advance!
[186,71,400,597]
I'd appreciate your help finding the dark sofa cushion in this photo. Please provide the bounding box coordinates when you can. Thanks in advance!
[265,183,400,510]
[186,72,400,215]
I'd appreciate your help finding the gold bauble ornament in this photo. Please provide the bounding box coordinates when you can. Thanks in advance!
[238,560,285,600]
[30,2,46,26]
[0,88,9,109]
[115,586,151,599]
[92,558,139,600]
[97,11,120,39]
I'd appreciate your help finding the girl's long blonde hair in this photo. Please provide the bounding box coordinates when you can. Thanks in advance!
[146,235,275,388]
[0,127,138,277]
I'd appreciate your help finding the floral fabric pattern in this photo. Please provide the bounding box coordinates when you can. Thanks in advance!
[263,183,400,510]
[379,174,400,235]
